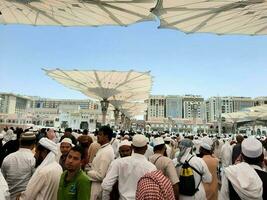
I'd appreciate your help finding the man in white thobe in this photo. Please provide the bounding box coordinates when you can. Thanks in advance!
[102,134,157,200]
[1,132,36,200]
[219,137,266,200]
[19,138,62,200]
[87,126,115,200]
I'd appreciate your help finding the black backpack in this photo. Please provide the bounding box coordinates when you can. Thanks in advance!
[178,155,203,196]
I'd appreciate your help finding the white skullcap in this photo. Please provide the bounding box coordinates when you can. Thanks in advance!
[123,135,130,139]
[61,138,74,146]
[164,137,171,142]
[153,137,165,147]
[200,136,213,151]
[119,140,132,148]
[200,142,212,151]
[132,134,148,147]
[242,137,263,158]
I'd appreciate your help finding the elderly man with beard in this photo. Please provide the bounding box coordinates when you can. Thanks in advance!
[18,138,62,200]
[58,145,91,200]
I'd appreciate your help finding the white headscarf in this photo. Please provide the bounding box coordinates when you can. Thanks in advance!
[176,139,194,166]
[3,129,16,143]
[225,162,263,200]
[33,138,58,176]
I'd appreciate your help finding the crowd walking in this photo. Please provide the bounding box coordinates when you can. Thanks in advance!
[0,126,267,200]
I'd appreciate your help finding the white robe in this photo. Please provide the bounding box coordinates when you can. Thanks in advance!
[20,162,62,200]
[175,154,212,200]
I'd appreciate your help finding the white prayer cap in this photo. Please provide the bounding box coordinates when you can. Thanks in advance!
[60,138,74,146]
[132,134,148,147]
[200,136,213,151]
[153,137,165,147]
[123,135,130,140]
[119,140,132,148]
[164,137,171,142]
[200,142,212,151]
[242,137,263,158]
[39,137,58,154]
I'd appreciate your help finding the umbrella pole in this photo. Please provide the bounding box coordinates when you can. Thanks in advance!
[100,99,109,125]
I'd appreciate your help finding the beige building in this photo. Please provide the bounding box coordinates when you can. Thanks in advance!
[147,95,166,120]
[205,96,254,122]
[254,97,267,106]
[0,93,32,114]
[182,95,205,120]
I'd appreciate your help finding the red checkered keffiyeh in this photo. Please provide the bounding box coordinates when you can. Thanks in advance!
[136,170,175,200]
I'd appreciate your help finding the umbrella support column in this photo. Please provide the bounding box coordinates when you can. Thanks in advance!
[121,113,125,130]
[100,99,109,125]
[114,109,120,129]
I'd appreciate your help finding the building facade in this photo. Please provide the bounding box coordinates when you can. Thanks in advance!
[206,96,255,122]
[165,95,183,118]
[182,95,205,120]
[254,97,267,106]
[0,92,101,130]
[147,95,166,120]
[0,93,32,114]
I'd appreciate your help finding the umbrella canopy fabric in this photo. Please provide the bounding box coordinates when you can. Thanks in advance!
[222,112,248,123]
[243,105,267,112]
[0,0,157,26]
[154,0,267,35]
[43,68,152,100]
[222,108,267,123]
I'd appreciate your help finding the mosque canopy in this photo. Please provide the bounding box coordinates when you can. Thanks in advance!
[43,68,152,104]
[0,0,157,26]
[153,0,267,35]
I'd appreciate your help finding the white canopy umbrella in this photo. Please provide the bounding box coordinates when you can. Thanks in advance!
[0,0,157,26]
[43,68,152,124]
[109,92,148,126]
[222,111,251,123]
[153,0,267,35]
[243,105,267,112]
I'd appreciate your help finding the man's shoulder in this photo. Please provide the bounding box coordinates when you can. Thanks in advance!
[40,162,63,174]
[76,171,90,184]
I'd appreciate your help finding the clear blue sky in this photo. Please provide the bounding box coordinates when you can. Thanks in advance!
[1,21,267,100]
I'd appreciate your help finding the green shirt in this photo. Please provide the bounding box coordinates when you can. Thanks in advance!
[58,169,91,200]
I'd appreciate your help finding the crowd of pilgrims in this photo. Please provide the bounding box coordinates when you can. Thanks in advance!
[0,126,267,200]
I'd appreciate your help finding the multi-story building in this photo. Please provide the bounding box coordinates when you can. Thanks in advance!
[206,96,254,122]
[206,97,233,122]
[147,95,166,120]
[182,95,205,120]
[31,97,98,110]
[232,97,254,112]
[165,95,183,118]
[254,97,267,106]
[0,93,32,114]
[0,92,101,130]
